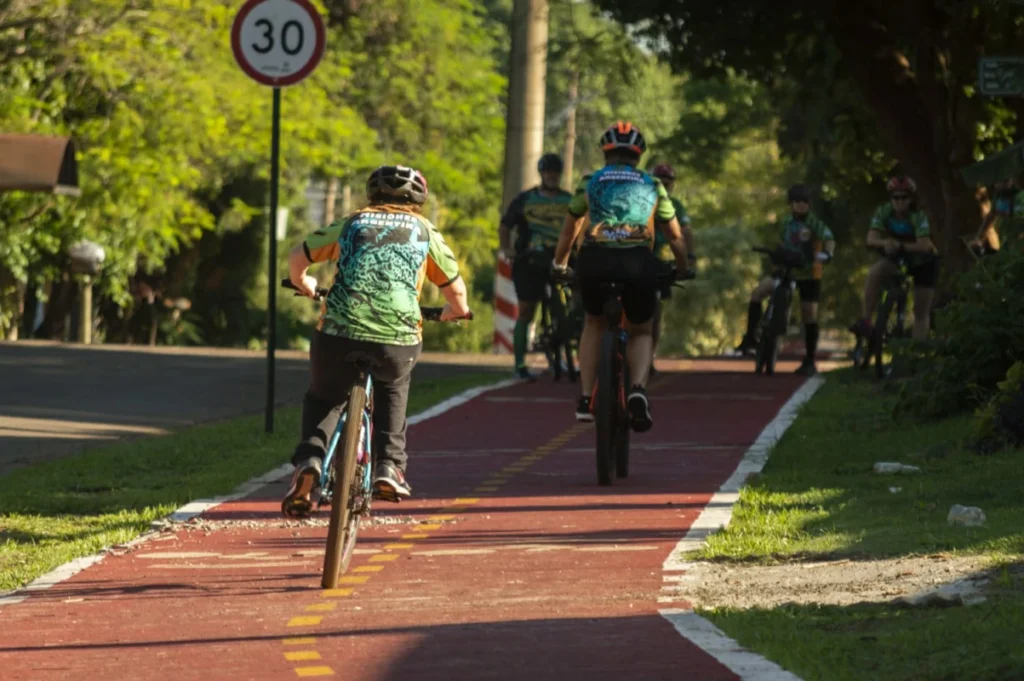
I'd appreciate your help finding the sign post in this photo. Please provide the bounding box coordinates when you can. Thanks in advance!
[978,57,1024,97]
[232,0,325,433]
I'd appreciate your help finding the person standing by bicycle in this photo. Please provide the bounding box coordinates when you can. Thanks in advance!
[281,165,471,518]
[649,163,696,376]
[971,176,1024,255]
[498,153,574,381]
[736,184,835,375]
[849,176,938,342]
[551,122,690,431]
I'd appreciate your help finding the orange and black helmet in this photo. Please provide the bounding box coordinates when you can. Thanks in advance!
[600,121,647,156]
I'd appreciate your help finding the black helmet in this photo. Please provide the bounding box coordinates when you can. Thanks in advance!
[537,153,563,173]
[366,165,429,205]
[787,184,811,203]
[600,121,647,156]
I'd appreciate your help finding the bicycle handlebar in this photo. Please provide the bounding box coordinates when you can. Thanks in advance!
[280,279,474,321]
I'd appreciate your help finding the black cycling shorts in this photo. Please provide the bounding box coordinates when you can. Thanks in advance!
[575,245,660,324]
[512,250,551,303]
[795,279,821,303]
[907,257,940,288]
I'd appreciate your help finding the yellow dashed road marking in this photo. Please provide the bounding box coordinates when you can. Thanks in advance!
[283,637,316,645]
[428,514,456,521]
[287,616,323,627]
[305,602,337,612]
[285,651,322,661]
[453,497,479,505]
[353,565,385,573]
[417,523,442,531]
[295,666,335,677]
[401,533,429,540]
[320,588,353,598]
[370,553,400,562]
[336,575,369,585]
[475,486,498,492]
[384,543,414,550]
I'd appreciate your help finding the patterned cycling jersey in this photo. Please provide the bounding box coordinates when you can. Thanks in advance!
[654,196,690,258]
[567,164,676,249]
[303,207,461,346]
[778,212,833,280]
[501,186,573,253]
[869,203,936,261]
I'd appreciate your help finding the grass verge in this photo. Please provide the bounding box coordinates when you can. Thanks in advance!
[0,371,504,593]
[693,367,1024,681]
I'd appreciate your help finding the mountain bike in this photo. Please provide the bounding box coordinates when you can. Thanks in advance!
[752,246,804,376]
[560,266,691,486]
[851,250,913,379]
[536,272,581,382]
[282,279,472,588]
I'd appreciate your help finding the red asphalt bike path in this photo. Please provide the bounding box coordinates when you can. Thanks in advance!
[1,362,808,680]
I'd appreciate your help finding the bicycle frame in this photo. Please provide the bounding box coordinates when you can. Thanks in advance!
[318,372,374,507]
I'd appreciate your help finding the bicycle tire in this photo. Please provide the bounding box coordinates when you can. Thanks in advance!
[595,331,617,486]
[872,292,897,379]
[562,336,577,383]
[615,350,630,479]
[322,385,366,589]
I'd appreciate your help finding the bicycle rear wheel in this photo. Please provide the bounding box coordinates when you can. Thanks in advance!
[595,331,618,486]
[322,385,366,588]
[615,353,630,479]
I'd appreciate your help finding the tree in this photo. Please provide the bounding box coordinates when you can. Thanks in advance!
[590,0,1024,276]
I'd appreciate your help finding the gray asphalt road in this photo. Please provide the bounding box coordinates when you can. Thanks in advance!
[0,341,510,476]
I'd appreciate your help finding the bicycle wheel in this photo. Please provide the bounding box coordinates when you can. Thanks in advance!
[615,348,630,479]
[595,330,618,486]
[872,292,897,379]
[322,384,366,589]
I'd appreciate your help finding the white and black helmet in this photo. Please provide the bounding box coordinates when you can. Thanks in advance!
[366,165,429,205]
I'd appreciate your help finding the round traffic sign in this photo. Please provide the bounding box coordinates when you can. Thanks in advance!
[231,0,325,88]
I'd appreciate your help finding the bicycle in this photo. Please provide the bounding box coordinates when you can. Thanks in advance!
[536,272,582,382]
[751,246,804,376]
[559,266,692,486]
[281,279,472,588]
[851,249,913,379]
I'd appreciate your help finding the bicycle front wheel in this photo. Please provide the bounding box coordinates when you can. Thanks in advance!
[615,353,630,479]
[872,293,897,379]
[322,385,367,588]
[595,331,618,486]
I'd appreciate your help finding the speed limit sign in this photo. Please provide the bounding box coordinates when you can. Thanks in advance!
[231,0,325,87]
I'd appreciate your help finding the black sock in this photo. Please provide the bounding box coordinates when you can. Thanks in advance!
[805,323,819,360]
[746,301,762,339]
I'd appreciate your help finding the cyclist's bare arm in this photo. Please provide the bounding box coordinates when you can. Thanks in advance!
[288,245,321,298]
[498,222,515,259]
[866,230,895,250]
[554,213,586,267]
[904,236,936,254]
[437,276,470,321]
[823,239,836,258]
[682,223,696,256]
[657,216,689,272]
[974,211,997,244]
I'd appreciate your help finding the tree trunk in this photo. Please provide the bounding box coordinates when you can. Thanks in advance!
[562,69,579,189]
[39,275,75,340]
[324,176,339,224]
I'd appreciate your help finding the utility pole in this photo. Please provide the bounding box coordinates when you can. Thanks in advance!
[324,177,338,224]
[500,0,549,210]
[562,69,579,189]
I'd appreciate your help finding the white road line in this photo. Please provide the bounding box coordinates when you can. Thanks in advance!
[658,375,824,681]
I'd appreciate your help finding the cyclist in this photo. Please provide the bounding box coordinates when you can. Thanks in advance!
[281,165,470,518]
[551,122,690,432]
[971,176,1024,254]
[649,162,697,375]
[499,153,574,381]
[849,176,938,342]
[737,184,835,376]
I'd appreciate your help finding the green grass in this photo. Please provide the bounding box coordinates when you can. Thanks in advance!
[695,368,1024,681]
[0,372,503,592]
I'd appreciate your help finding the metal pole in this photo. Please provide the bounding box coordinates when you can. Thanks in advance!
[324,176,338,225]
[266,87,281,434]
[78,275,92,345]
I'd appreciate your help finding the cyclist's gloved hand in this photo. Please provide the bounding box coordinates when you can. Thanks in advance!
[815,251,833,264]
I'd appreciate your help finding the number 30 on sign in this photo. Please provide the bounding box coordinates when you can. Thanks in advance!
[231,0,326,88]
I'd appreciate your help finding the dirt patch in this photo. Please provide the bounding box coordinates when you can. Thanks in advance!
[678,553,992,609]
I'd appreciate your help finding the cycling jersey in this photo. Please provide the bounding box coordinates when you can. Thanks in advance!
[567,164,676,249]
[303,207,461,346]
[501,186,573,253]
[778,212,834,280]
[654,196,691,259]
[990,189,1024,245]
[869,203,936,262]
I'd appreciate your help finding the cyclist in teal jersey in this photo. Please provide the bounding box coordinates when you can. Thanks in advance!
[499,153,573,380]
[281,165,470,518]
[849,176,938,341]
[650,163,696,375]
[971,177,1024,253]
[552,122,690,432]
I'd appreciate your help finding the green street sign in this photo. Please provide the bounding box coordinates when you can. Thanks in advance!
[979,57,1024,96]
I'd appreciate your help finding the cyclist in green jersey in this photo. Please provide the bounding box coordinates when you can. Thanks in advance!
[737,184,835,375]
[281,165,470,518]
[499,153,573,380]
[649,163,696,375]
[849,176,938,341]
[552,122,690,432]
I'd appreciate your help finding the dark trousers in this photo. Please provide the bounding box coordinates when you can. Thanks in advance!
[292,330,421,472]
